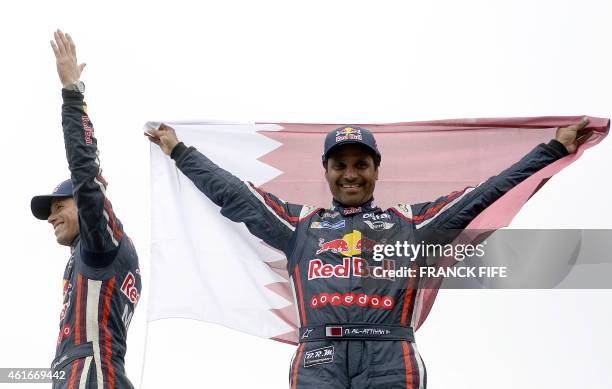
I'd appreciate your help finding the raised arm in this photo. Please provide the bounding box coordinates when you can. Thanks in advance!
[400,119,591,232]
[146,124,315,254]
[52,30,124,266]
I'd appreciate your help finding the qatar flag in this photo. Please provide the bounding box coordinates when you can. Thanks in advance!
[147,116,608,345]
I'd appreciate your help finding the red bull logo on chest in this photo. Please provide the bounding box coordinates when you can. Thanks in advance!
[310,230,394,280]
[316,230,382,256]
[307,257,395,281]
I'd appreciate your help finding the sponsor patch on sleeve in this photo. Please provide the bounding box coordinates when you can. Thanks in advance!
[120,271,140,305]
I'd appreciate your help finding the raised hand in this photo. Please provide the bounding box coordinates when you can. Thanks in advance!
[555,118,592,154]
[145,124,181,156]
[50,29,86,87]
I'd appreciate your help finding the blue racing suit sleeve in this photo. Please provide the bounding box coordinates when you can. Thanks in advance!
[171,142,306,255]
[62,89,125,267]
[408,140,568,231]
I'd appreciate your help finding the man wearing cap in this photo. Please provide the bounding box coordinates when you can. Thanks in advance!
[147,119,588,388]
[31,30,141,388]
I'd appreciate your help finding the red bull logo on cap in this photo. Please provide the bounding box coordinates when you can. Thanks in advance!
[336,127,363,142]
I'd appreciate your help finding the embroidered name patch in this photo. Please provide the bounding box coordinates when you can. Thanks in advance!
[303,346,334,368]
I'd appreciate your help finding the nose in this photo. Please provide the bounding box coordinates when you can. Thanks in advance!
[48,212,56,225]
[343,166,358,181]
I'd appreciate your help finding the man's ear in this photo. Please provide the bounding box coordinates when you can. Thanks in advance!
[375,167,379,181]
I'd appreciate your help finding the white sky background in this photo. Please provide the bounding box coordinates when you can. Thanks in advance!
[1,0,611,388]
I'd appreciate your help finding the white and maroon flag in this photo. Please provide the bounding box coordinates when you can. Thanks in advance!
[147,117,608,344]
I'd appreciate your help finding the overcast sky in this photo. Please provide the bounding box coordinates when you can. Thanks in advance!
[1,0,611,388]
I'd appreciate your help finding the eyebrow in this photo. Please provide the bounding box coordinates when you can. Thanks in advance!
[333,158,371,164]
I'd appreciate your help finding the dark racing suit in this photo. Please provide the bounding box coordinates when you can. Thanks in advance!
[170,138,568,389]
[51,90,142,389]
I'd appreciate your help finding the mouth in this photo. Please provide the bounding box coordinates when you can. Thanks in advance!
[53,222,63,233]
[339,183,362,193]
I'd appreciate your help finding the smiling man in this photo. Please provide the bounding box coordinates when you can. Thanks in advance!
[31,30,141,389]
[323,128,381,207]
[147,120,587,388]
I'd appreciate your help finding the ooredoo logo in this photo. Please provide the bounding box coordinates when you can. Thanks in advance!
[310,292,394,310]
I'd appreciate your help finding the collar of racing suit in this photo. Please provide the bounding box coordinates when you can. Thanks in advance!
[331,198,379,216]
[69,235,81,255]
